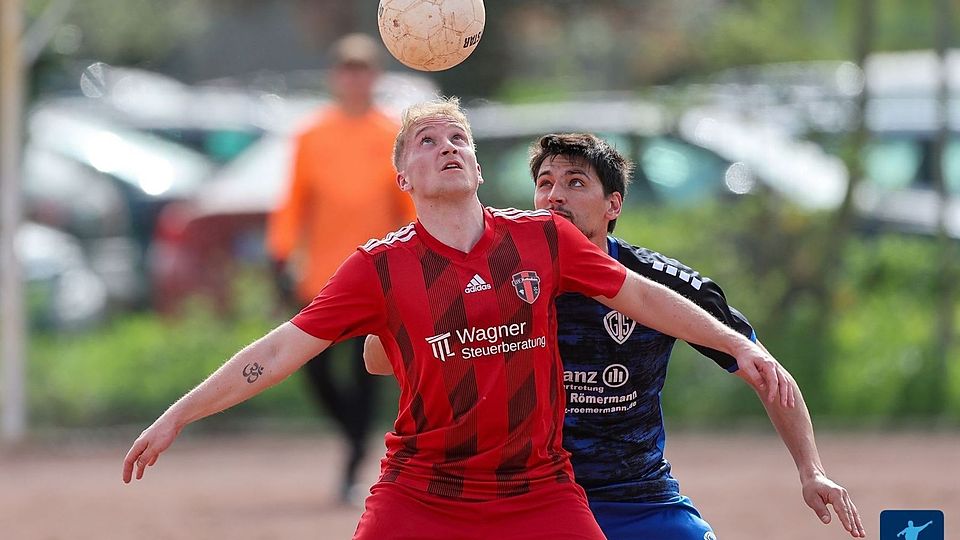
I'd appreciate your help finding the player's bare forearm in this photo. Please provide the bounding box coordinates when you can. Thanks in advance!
[754,376,822,481]
[743,343,865,538]
[168,324,325,425]
[598,271,794,406]
[122,322,331,483]
[364,335,394,375]
[744,342,819,479]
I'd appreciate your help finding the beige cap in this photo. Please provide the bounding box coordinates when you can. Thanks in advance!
[332,33,381,68]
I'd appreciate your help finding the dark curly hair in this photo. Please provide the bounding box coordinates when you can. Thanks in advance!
[529,133,634,232]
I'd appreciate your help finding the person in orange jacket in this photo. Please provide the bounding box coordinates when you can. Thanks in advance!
[266,33,415,504]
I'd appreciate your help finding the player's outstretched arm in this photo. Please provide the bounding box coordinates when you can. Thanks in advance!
[739,342,865,538]
[597,270,795,407]
[121,322,332,483]
[363,335,394,376]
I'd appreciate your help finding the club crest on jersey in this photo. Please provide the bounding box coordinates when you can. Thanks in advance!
[603,310,636,344]
[511,271,541,304]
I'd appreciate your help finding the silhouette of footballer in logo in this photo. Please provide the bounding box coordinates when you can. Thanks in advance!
[881,510,942,540]
[897,520,934,540]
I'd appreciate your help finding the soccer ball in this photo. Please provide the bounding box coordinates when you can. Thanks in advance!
[378,0,485,72]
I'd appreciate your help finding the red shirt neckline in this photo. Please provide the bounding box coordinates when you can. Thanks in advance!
[413,207,497,261]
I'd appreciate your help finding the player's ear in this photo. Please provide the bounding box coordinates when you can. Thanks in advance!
[397,172,412,192]
[606,191,623,221]
[476,163,483,185]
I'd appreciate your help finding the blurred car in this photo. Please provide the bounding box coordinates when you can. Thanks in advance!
[676,106,847,212]
[17,222,108,331]
[150,97,800,313]
[150,130,293,313]
[70,65,272,164]
[835,50,960,237]
[22,100,216,307]
[79,65,439,164]
[468,99,763,209]
[698,51,960,237]
[23,67,303,311]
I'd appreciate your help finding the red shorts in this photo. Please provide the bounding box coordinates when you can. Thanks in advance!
[353,481,606,540]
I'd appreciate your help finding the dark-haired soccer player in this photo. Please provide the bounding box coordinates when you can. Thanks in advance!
[528,133,864,539]
[122,99,795,540]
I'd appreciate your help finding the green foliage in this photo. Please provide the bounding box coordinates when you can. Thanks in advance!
[872,0,939,51]
[27,0,208,65]
[27,272,312,428]
[698,1,844,68]
[829,236,956,420]
[615,198,960,425]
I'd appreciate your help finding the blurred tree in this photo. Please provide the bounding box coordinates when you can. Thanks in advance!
[25,0,207,94]
[803,0,875,408]
[493,0,707,99]
[872,0,939,50]
[167,0,326,83]
[23,0,960,100]
[663,0,951,86]
[698,0,845,68]
[472,0,957,99]
[930,0,954,414]
[29,0,207,63]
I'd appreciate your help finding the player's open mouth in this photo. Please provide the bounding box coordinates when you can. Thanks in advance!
[441,161,463,171]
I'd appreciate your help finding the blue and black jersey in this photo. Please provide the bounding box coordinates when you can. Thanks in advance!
[559,236,755,502]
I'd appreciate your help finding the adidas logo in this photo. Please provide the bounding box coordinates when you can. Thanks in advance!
[464,274,492,294]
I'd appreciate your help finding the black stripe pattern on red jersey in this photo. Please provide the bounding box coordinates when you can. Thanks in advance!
[489,230,539,497]
[542,219,570,483]
[420,247,477,499]
[374,252,424,483]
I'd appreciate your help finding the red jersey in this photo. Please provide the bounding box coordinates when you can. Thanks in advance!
[292,207,626,501]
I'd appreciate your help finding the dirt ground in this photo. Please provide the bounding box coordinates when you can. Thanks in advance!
[0,431,955,539]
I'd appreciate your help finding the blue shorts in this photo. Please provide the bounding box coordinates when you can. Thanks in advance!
[589,495,716,540]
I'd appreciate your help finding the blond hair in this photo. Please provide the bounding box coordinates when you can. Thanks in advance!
[392,96,474,170]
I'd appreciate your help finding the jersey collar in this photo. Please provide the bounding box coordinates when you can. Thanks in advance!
[414,207,497,261]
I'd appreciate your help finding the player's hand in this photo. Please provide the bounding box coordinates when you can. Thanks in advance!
[734,345,796,408]
[802,472,865,537]
[363,335,394,376]
[122,417,182,483]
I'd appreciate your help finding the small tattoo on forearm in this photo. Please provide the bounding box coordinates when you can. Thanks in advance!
[242,363,264,383]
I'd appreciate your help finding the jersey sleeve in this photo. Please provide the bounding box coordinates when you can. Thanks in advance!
[620,240,755,372]
[290,250,386,342]
[687,303,755,373]
[554,214,627,298]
